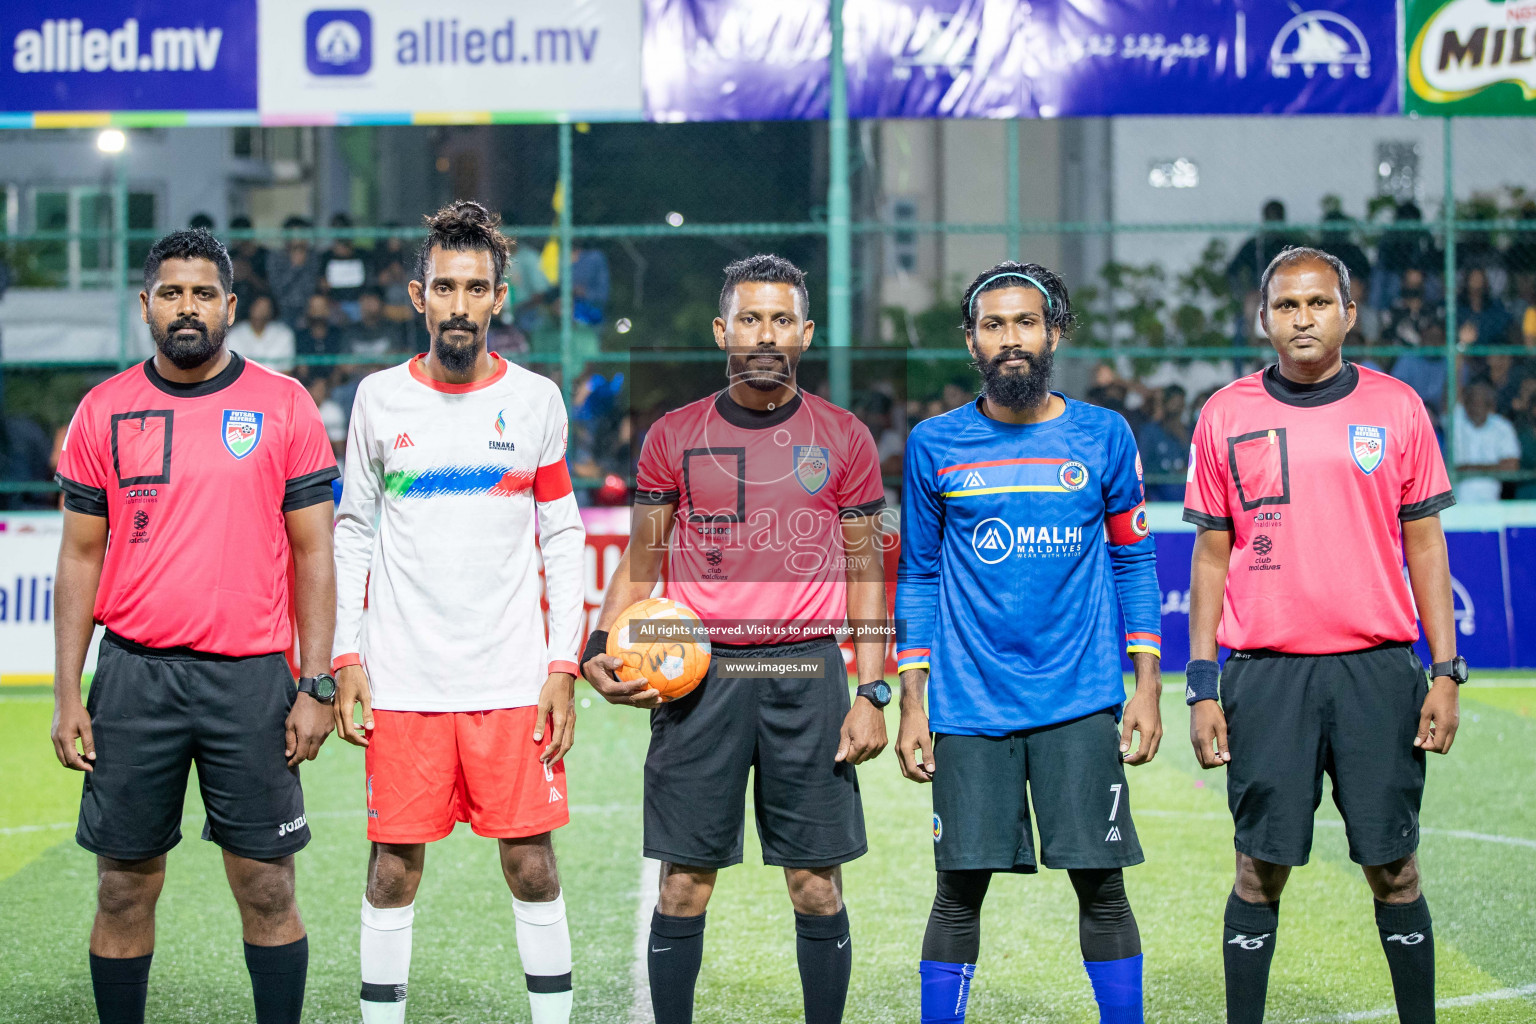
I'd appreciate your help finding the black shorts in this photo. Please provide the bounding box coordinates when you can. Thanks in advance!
[643,637,866,870]
[931,709,1143,873]
[77,631,310,863]
[1222,642,1428,867]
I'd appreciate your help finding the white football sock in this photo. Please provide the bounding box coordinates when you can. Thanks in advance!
[513,890,573,1024]
[360,899,414,1024]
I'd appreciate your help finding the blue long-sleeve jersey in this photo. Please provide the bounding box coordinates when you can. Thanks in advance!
[896,396,1162,736]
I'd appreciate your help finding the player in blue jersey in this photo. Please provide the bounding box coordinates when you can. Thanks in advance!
[895,261,1164,1024]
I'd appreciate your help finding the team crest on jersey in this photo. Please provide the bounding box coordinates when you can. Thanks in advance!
[1349,424,1385,475]
[793,445,831,495]
[222,410,263,460]
[1058,460,1089,491]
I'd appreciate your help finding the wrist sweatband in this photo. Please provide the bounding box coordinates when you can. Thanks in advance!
[581,630,609,669]
[1185,659,1220,705]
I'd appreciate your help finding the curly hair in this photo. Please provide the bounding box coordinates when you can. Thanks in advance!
[415,200,514,283]
[142,228,233,292]
[960,260,1074,338]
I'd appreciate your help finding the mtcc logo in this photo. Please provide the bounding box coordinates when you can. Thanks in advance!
[1269,11,1371,79]
[306,9,371,76]
[972,517,1015,564]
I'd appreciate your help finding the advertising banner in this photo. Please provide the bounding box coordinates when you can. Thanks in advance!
[643,0,1400,122]
[1406,0,1536,115]
[0,0,257,113]
[257,0,642,123]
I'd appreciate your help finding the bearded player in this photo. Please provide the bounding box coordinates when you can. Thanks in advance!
[896,261,1163,1024]
[583,254,889,1024]
[331,201,586,1024]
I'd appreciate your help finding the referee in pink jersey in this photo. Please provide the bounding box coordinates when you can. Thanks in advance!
[1184,246,1462,1024]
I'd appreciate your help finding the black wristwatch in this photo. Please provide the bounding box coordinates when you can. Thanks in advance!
[1429,656,1468,686]
[855,681,892,709]
[297,673,337,704]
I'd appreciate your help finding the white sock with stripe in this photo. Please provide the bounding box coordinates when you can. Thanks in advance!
[513,891,573,1024]
[360,899,414,1024]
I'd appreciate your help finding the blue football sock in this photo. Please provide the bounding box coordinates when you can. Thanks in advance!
[919,960,976,1024]
[1083,953,1142,1024]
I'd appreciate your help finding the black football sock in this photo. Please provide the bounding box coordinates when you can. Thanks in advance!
[1223,893,1279,1024]
[1376,896,1435,1024]
[796,908,852,1024]
[89,952,152,1024]
[244,937,308,1024]
[648,910,705,1024]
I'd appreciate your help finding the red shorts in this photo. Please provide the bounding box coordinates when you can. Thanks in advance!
[364,706,569,843]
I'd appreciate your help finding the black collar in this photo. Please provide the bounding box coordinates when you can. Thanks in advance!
[1262,361,1358,408]
[713,389,803,429]
[142,351,246,398]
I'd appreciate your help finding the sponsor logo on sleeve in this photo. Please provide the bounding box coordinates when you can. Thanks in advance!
[221,410,263,460]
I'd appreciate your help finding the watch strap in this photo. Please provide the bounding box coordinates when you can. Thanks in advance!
[855,681,891,708]
[1430,658,1466,684]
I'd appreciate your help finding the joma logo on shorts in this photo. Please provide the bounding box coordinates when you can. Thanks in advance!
[277,814,308,837]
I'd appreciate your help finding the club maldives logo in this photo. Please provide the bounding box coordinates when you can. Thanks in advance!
[1350,424,1386,475]
[1410,0,1536,104]
[306,9,371,77]
[1269,10,1373,80]
[222,410,263,460]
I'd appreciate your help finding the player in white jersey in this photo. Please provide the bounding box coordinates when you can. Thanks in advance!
[330,202,586,1024]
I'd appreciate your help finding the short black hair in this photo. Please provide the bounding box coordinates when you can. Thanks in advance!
[1259,245,1351,311]
[229,214,252,231]
[142,228,233,293]
[415,200,512,284]
[718,254,809,320]
[189,212,215,230]
[960,260,1073,337]
[1262,200,1286,221]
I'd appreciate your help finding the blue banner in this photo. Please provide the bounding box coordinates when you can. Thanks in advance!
[642,0,1399,121]
[1,0,257,112]
[1133,527,1518,671]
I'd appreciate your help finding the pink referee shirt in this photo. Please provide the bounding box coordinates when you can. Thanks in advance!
[635,390,886,643]
[56,354,338,656]
[1183,363,1453,655]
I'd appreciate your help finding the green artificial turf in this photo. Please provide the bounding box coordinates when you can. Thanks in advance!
[1,679,1532,1022]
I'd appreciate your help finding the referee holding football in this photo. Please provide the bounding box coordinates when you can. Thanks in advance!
[51,229,339,1024]
[1184,246,1461,1024]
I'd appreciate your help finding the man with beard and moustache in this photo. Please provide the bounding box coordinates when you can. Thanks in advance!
[583,254,888,1024]
[51,229,340,1024]
[895,261,1163,1024]
[331,201,585,1024]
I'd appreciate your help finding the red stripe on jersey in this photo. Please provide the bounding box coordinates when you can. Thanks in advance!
[938,457,1067,474]
[1125,632,1160,643]
[1106,503,1151,546]
[533,459,573,502]
[408,353,508,393]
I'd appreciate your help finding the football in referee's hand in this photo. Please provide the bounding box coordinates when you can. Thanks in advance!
[607,598,712,702]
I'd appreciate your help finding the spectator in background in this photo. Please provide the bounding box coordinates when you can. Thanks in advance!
[295,293,344,385]
[189,212,215,231]
[1456,267,1514,349]
[1481,353,1533,415]
[1135,385,1190,502]
[343,287,404,358]
[228,215,270,282]
[318,212,369,322]
[1452,381,1519,502]
[1383,267,1448,415]
[1227,200,1306,298]
[227,292,296,372]
[1509,266,1536,348]
[1509,376,1536,499]
[1319,210,1372,288]
[268,216,320,328]
[1375,201,1442,310]
[857,391,904,509]
[570,246,611,325]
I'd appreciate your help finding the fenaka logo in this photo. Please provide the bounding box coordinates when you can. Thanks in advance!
[306,9,371,77]
[1270,11,1372,80]
[222,410,263,460]
[1410,0,1536,103]
[489,408,516,451]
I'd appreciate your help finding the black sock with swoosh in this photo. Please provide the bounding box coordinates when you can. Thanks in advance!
[795,908,852,1024]
[649,909,705,1024]
[1376,896,1435,1024]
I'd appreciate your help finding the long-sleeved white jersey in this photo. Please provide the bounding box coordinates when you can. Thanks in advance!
[331,354,586,712]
